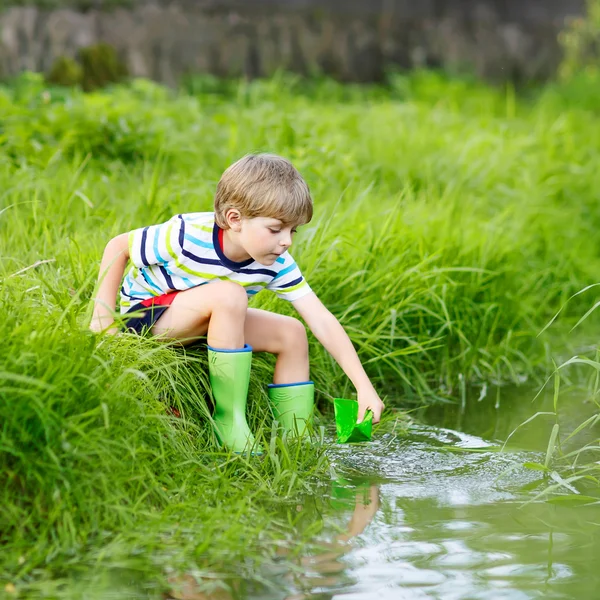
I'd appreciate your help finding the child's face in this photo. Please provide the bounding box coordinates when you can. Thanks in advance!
[239,216,298,265]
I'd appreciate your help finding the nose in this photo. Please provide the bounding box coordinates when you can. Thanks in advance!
[280,232,292,248]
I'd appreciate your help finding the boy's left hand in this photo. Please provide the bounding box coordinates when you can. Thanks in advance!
[357,387,385,424]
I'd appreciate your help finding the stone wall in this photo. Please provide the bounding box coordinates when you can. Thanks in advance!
[0,0,587,84]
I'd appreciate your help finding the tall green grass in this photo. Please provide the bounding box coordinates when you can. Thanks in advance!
[1,320,331,595]
[503,285,600,504]
[3,70,600,594]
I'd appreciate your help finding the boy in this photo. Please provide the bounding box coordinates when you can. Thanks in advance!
[90,153,384,452]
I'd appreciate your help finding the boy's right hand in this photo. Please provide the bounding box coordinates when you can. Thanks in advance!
[357,386,385,424]
[89,317,119,335]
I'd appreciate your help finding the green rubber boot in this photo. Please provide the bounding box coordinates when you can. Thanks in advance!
[268,381,314,434]
[208,344,259,454]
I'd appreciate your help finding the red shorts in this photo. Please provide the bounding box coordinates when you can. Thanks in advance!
[123,291,179,335]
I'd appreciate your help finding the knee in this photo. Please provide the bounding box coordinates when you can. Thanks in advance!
[208,280,248,313]
[278,317,308,355]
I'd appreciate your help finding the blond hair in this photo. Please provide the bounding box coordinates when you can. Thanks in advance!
[214,153,313,228]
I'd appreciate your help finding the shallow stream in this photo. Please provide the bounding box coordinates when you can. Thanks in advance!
[244,384,600,600]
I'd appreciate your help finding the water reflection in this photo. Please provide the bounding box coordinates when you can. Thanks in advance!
[286,484,380,599]
[166,484,381,600]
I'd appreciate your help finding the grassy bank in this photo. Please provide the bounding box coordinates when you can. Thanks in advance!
[3,70,600,595]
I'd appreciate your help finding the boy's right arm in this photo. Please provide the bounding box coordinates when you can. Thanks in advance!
[90,233,130,334]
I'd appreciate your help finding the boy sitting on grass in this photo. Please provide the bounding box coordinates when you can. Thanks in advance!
[90,153,384,452]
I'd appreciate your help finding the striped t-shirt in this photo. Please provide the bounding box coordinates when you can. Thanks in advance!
[119,212,312,313]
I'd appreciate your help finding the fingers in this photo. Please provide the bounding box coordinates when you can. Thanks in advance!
[90,320,117,335]
[358,404,383,424]
[357,394,385,425]
[357,403,367,424]
[372,403,384,424]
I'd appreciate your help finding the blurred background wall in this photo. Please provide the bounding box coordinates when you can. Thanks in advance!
[0,0,586,84]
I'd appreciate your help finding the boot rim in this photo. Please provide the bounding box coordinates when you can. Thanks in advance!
[268,381,314,389]
[207,343,252,353]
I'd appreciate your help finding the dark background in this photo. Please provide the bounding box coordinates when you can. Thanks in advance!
[0,0,587,83]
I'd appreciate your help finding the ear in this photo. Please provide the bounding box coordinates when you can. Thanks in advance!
[225,208,242,232]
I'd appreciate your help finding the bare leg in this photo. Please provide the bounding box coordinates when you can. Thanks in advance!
[151,284,309,383]
[151,280,247,349]
[244,308,309,384]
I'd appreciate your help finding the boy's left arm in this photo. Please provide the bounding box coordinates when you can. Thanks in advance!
[292,292,385,423]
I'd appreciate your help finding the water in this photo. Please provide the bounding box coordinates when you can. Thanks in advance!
[244,384,600,600]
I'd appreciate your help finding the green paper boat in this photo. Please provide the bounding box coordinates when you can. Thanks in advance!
[334,398,373,443]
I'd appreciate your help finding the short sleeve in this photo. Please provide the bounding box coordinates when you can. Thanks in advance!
[128,215,183,269]
[266,253,312,302]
